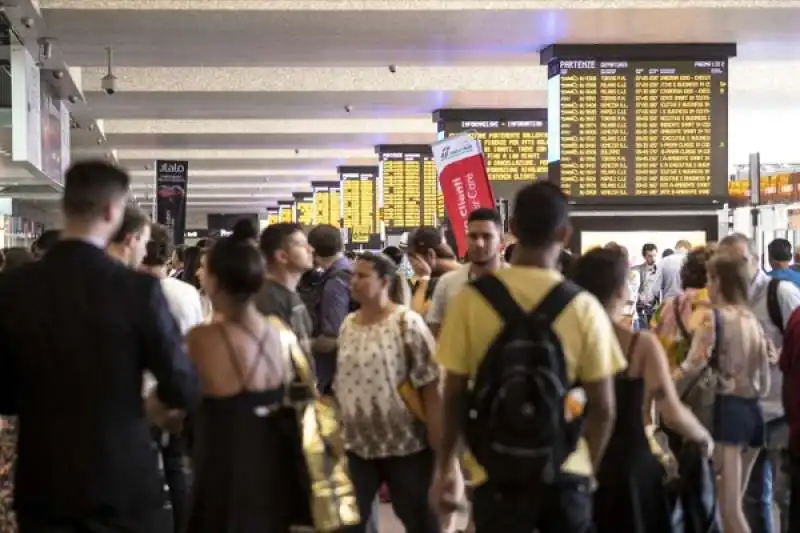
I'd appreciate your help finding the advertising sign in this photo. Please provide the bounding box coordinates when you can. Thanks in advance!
[432,133,495,256]
[155,160,188,246]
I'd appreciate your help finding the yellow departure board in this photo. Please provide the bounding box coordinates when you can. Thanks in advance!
[421,156,444,226]
[340,168,377,244]
[278,203,294,223]
[379,151,424,229]
[294,194,314,227]
[550,59,728,199]
[312,183,341,226]
[267,210,279,226]
[444,121,548,182]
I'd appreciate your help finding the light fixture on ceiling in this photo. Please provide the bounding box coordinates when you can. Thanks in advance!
[101,47,118,96]
[39,39,53,63]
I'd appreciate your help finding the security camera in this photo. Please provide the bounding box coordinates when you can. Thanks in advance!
[101,74,117,95]
[388,64,397,73]
[20,17,34,30]
[101,47,117,95]
[67,95,79,104]
[344,104,353,113]
[294,148,300,155]
[52,70,65,80]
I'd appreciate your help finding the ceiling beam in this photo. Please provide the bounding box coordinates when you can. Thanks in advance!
[101,118,433,135]
[79,66,545,92]
[39,0,800,10]
[113,148,376,160]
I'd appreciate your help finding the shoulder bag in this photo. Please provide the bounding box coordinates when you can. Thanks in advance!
[267,316,360,533]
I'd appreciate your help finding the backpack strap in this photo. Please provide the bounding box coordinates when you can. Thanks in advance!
[471,276,580,327]
[767,278,784,334]
[534,281,582,326]
[673,296,692,342]
[471,275,526,326]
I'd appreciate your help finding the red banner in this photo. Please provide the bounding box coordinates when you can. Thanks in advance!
[432,133,495,257]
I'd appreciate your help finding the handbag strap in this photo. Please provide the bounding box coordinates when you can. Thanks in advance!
[674,296,692,342]
[397,308,414,380]
[679,308,722,402]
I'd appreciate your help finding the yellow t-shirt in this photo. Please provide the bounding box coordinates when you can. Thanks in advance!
[436,266,627,478]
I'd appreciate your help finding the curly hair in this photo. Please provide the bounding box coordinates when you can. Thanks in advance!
[681,245,715,290]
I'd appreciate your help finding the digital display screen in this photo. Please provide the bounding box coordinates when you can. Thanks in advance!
[340,169,377,244]
[294,195,314,226]
[266,209,279,226]
[379,151,443,229]
[443,120,548,182]
[549,59,728,199]
[278,202,294,223]
[312,183,341,227]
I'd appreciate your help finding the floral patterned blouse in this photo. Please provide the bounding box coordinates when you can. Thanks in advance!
[0,417,17,533]
[651,288,711,369]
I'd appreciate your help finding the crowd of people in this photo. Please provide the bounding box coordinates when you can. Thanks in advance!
[0,159,799,533]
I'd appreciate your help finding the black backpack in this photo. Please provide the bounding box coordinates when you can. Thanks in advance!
[465,276,582,486]
[767,278,785,334]
[297,267,359,337]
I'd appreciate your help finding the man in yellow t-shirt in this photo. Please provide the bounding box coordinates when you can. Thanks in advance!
[429,182,627,533]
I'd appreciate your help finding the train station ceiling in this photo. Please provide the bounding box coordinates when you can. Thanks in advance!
[33,0,800,215]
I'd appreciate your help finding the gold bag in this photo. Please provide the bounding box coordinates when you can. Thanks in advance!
[270,316,360,532]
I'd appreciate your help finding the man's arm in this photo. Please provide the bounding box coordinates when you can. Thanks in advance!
[313,272,350,353]
[425,276,449,338]
[574,294,626,470]
[435,373,469,471]
[582,377,617,471]
[140,278,200,410]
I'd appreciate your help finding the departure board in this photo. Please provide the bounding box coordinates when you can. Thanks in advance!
[378,146,444,230]
[278,202,294,223]
[549,59,728,199]
[443,121,548,182]
[421,156,445,225]
[266,209,279,226]
[293,193,314,227]
[379,151,423,229]
[339,167,377,244]
[312,182,341,226]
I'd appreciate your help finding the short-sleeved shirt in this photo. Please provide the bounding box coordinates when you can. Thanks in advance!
[334,306,439,459]
[426,266,471,326]
[436,266,627,478]
[254,279,313,356]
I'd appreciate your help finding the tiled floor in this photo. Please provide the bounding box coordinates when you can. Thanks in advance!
[377,503,404,532]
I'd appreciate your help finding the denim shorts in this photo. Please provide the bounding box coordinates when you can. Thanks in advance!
[713,394,765,447]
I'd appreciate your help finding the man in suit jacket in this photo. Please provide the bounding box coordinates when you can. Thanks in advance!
[0,161,200,533]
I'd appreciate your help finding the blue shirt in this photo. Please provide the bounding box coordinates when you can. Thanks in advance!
[768,267,800,288]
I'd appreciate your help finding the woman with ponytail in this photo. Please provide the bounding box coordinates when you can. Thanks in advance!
[182,220,312,532]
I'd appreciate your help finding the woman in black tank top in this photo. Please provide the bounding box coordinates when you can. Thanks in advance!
[183,221,309,533]
[572,247,713,533]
